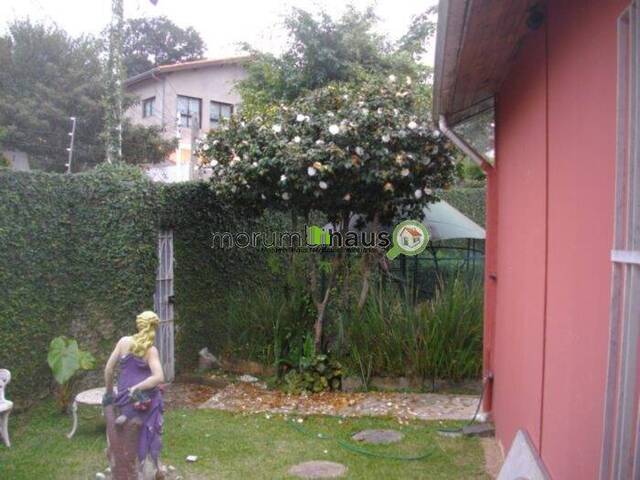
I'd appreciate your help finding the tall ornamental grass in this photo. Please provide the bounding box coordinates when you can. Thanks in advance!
[343,275,483,388]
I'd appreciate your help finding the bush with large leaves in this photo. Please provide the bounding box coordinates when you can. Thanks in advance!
[47,336,95,411]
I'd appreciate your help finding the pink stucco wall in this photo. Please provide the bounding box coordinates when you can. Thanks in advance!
[489,1,627,478]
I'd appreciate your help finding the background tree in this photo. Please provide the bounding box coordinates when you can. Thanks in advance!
[0,20,105,171]
[238,6,436,117]
[122,121,177,164]
[122,16,205,77]
[0,19,183,171]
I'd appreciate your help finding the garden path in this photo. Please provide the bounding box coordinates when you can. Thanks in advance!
[197,382,479,422]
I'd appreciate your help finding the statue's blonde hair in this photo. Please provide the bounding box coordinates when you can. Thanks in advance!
[131,311,160,357]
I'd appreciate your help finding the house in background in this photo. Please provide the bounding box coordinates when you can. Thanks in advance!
[1,150,30,171]
[434,0,639,479]
[125,56,248,182]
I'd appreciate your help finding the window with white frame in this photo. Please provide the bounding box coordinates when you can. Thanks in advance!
[142,97,155,118]
[209,101,233,128]
[600,4,640,479]
[177,95,201,128]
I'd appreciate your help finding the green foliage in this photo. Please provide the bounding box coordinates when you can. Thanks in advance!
[238,6,436,115]
[122,16,205,77]
[0,19,187,171]
[396,7,438,58]
[122,121,178,164]
[0,164,158,404]
[222,259,315,370]
[344,275,484,387]
[200,76,455,226]
[0,20,105,171]
[47,336,95,411]
[158,182,270,371]
[440,187,486,226]
[0,126,8,168]
[47,336,95,385]
[284,346,343,394]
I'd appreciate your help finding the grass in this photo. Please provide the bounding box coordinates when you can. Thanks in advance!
[0,401,488,479]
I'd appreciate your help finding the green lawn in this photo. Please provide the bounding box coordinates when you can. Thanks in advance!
[0,402,488,479]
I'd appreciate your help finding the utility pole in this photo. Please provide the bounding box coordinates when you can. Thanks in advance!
[65,116,76,174]
[103,0,159,164]
[104,0,124,163]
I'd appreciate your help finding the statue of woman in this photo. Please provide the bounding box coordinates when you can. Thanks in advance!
[103,311,165,480]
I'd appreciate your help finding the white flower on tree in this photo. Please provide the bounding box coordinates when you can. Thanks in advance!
[280,174,287,182]
[414,189,423,199]
[307,166,317,177]
[293,136,301,143]
[408,121,418,130]
[329,124,340,135]
[401,168,410,177]
[272,124,282,133]
[319,181,328,190]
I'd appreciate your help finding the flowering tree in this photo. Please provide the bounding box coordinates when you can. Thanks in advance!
[198,75,455,350]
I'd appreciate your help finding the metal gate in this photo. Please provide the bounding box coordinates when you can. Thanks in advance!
[154,230,175,382]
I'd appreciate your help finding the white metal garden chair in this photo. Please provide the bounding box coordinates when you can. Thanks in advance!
[0,369,12,447]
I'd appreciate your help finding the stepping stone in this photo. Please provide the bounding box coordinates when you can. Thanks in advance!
[288,461,347,479]
[352,429,404,444]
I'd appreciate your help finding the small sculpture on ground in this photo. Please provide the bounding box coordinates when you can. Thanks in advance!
[103,311,165,480]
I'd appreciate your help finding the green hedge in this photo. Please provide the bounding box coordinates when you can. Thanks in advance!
[0,165,263,404]
[440,187,486,226]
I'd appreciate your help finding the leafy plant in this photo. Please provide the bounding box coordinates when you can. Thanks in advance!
[345,273,483,389]
[284,335,343,394]
[47,336,95,411]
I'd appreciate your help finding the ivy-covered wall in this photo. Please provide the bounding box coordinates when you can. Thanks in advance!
[0,166,159,403]
[0,165,260,404]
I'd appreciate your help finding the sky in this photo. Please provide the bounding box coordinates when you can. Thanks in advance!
[0,0,438,64]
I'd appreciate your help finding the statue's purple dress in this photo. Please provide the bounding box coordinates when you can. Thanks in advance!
[114,353,164,464]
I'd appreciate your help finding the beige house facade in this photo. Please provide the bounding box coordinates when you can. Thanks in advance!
[125,57,248,182]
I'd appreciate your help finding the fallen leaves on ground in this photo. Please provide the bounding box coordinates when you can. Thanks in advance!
[197,382,479,421]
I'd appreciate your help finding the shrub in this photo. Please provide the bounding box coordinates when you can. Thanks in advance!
[344,273,483,388]
[47,336,95,411]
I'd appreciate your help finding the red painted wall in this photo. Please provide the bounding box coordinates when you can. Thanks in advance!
[489,1,627,478]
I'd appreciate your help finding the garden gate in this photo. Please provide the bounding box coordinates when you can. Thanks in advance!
[154,230,175,381]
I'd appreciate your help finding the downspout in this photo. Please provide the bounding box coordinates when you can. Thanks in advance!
[439,114,495,422]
